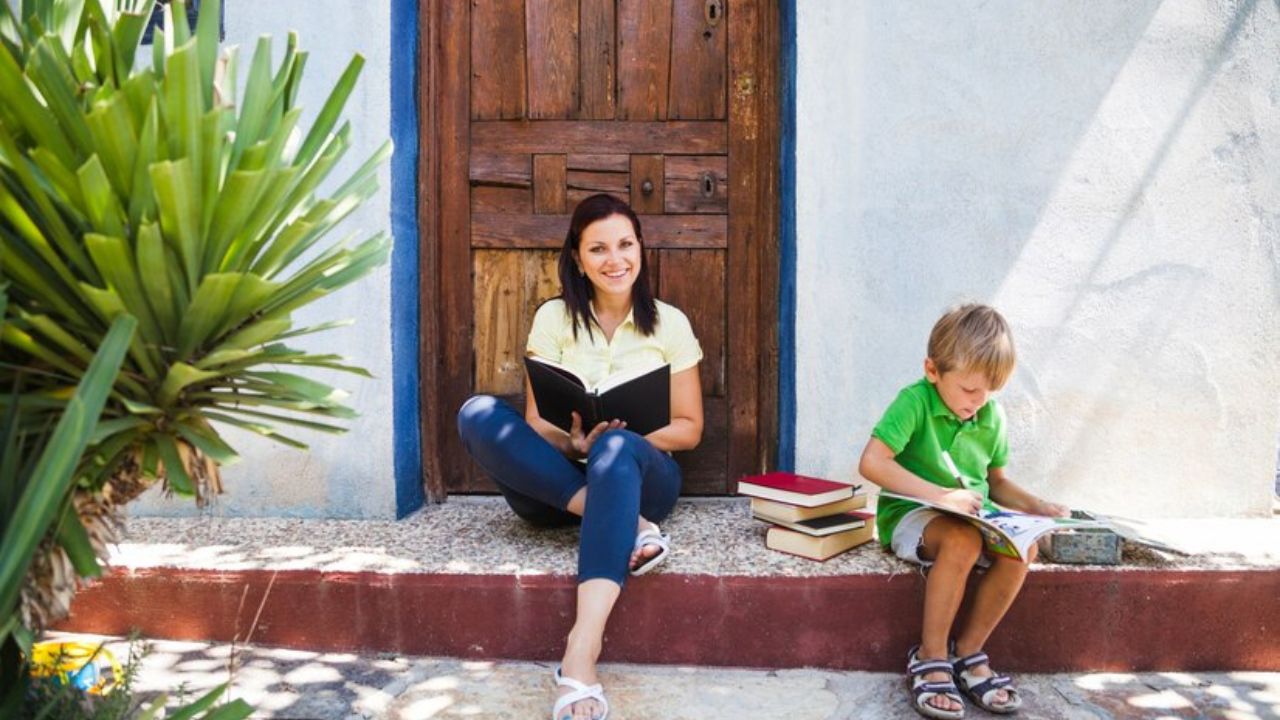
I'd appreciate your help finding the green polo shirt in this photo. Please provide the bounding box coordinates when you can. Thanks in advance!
[871,377,1008,547]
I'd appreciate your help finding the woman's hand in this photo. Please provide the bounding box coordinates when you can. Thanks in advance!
[936,488,984,515]
[569,411,625,459]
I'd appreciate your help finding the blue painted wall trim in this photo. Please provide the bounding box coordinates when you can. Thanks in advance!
[390,0,423,517]
[778,0,797,470]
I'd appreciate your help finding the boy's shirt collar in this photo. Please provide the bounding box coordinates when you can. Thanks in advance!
[922,377,998,429]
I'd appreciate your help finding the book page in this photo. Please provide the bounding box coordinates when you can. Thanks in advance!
[594,362,668,394]
[880,491,1102,561]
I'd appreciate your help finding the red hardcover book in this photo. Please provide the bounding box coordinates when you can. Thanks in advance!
[736,472,856,507]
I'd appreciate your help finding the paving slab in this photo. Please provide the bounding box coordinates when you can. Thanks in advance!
[45,633,1280,720]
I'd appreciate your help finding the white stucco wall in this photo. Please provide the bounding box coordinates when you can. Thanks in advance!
[796,0,1280,517]
[135,0,396,518]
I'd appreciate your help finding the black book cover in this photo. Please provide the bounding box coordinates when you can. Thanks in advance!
[524,357,670,436]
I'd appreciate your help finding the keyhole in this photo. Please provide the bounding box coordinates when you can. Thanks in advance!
[704,0,723,27]
[700,172,716,198]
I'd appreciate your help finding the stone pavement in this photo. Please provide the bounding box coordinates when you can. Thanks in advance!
[48,633,1280,719]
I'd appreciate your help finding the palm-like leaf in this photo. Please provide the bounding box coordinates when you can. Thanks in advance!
[0,300,135,711]
[0,0,391,504]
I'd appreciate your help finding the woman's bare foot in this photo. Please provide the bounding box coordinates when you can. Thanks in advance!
[558,630,605,719]
[628,518,663,572]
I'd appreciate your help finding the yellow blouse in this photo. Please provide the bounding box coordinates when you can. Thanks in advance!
[526,298,703,388]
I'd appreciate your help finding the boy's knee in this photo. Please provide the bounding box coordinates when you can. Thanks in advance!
[457,394,500,440]
[933,520,984,566]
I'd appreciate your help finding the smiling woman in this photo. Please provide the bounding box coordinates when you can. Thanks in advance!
[455,193,704,720]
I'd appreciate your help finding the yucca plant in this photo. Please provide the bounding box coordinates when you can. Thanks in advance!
[0,0,391,632]
[0,287,136,714]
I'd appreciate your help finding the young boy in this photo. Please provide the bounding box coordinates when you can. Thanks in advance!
[858,304,1068,719]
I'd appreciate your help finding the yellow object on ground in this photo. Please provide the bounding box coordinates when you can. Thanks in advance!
[29,640,122,694]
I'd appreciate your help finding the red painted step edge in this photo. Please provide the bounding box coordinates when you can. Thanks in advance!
[58,568,1279,672]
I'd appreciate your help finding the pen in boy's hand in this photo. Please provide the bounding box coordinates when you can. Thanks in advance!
[941,451,968,489]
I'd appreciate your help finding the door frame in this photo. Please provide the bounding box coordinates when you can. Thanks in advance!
[417,0,781,502]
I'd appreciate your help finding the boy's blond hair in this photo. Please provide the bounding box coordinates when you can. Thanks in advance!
[927,304,1016,389]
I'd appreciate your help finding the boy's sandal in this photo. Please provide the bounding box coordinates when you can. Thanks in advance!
[552,666,609,720]
[629,524,670,576]
[907,645,966,720]
[950,650,1022,714]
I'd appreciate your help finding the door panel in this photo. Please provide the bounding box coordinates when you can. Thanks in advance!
[422,0,779,498]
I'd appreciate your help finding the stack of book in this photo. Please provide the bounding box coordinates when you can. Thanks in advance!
[737,472,874,561]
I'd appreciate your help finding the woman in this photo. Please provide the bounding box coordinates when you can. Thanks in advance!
[456,193,704,720]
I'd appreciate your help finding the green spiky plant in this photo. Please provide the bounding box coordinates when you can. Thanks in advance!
[0,0,391,633]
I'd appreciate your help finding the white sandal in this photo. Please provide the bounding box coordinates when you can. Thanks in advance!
[629,523,670,576]
[552,666,609,720]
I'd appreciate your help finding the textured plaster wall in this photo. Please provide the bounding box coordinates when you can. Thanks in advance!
[134,0,396,518]
[796,0,1280,517]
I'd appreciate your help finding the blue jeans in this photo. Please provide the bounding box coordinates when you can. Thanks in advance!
[456,395,682,586]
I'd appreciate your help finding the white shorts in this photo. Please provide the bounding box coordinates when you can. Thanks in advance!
[890,507,992,569]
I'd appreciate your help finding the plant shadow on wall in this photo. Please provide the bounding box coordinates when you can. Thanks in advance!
[0,0,390,712]
[814,0,1273,507]
[1005,0,1273,506]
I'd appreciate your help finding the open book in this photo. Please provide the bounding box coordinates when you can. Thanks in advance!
[879,491,1103,562]
[524,356,670,436]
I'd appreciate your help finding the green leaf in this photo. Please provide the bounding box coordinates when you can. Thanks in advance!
[127,98,160,230]
[164,36,202,168]
[217,406,347,434]
[244,371,345,405]
[194,0,221,109]
[150,157,201,293]
[203,168,264,270]
[0,314,134,622]
[84,92,139,197]
[55,504,102,577]
[194,392,357,419]
[215,273,279,338]
[77,153,129,239]
[121,397,162,415]
[157,362,219,408]
[176,273,238,356]
[294,53,363,167]
[229,35,273,170]
[152,432,193,495]
[136,221,178,343]
[111,0,156,74]
[201,410,307,449]
[166,681,226,720]
[85,233,164,346]
[0,39,75,166]
[26,36,94,156]
[88,415,147,445]
[166,0,191,46]
[200,699,254,720]
[0,157,92,291]
[18,311,95,364]
[0,116,96,282]
[203,316,290,359]
[0,324,85,380]
[174,419,238,465]
[150,26,165,79]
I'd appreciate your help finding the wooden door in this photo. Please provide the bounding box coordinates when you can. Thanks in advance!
[420,0,779,498]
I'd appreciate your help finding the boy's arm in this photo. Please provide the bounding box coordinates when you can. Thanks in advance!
[987,466,1069,516]
[859,437,984,515]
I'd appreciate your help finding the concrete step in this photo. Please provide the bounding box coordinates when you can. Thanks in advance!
[60,498,1280,672]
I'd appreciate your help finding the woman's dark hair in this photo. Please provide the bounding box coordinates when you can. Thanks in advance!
[558,193,658,339]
